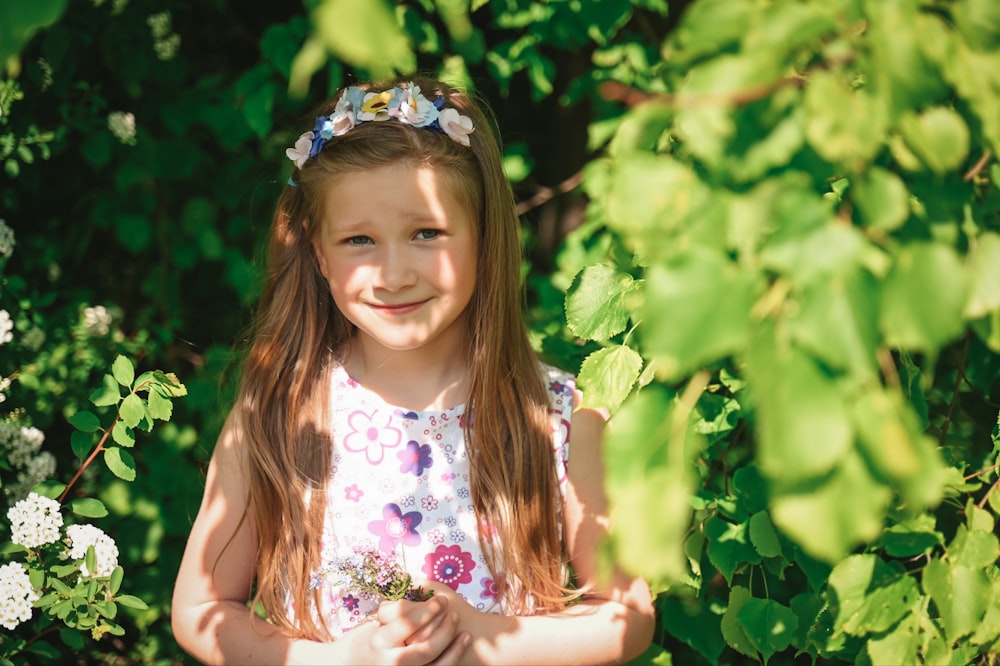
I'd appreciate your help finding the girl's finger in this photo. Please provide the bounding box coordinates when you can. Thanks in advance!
[428,632,473,666]
[374,596,449,647]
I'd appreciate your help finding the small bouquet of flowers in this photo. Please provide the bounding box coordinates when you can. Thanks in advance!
[320,547,432,602]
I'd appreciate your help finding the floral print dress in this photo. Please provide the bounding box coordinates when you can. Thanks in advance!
[290,360,576,637]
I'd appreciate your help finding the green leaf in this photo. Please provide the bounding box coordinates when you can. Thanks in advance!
[577,345,643,413]
[898,106,970,175]
[804,70,887,165]
[966,232,1000,318]
[119,393,145,428]
[68,410,101,433]
[879,242,968,352]
[59,626,85,650]
[604,388,704,585]
[658,594,726,664]
[103,447,136,482]
[642,250,759,382]
[109,566,124,595]
[850,167,910,232]
[24,641,59,659]
[114,594,148,610]
[71,430,94,461]
[85,545,97,576]
[738,598,798,664]
[745,329,852,482]
[950,525,1000,570]
[705,516,761,584]
[771,450,891,563]
[748,511,782,559]
[69,497,108,518]
[866,609,921,666]
[565,264,637,341]
[89,374,121,407]
[720,586,758,659]
[147,388,173,421]
[151,370,187,397]
[111,421,135,448]
[310,0,415,79]
[111,355,134,387]
[878,515,943,558]
[921,558,991,640]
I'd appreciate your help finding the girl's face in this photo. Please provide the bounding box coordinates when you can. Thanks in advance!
[312,163,478,358]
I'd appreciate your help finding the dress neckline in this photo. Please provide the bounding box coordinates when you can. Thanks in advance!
[332,358,467,416]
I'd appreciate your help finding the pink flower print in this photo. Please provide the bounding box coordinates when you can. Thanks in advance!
[421,496,439,511]
[344,409,402,464]
[342,594,360,611]
[440,471,456,484]
[480,577,497,601]
[368,503,422,552]
[422,544,475,591]
[398,440,433,476]
[345,484,364,502]
[429,529,445,545]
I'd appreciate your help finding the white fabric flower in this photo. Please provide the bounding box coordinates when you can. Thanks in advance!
[0,562,38,630]
[7,492,63,548]
[438,108,474,147]
[64,524,119,577]
[285,131,314,168]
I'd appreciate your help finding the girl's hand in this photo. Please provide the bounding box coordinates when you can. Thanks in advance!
[340,594,470,665]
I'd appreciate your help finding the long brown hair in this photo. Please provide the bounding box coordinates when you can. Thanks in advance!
[236,76,573,640]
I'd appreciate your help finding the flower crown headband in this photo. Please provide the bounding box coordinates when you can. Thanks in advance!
[286,81,475,169]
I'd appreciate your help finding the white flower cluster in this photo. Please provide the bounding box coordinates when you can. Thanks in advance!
[82,305,112,337]
[107,111,136,145]
[0,218,14,258]
[7,492,63,548]
[0,562,38,630]
[64,524,119,577]
[147,12,180,60]
[0,309,12,345]
[1,423,54,501]
[0,376,10,404]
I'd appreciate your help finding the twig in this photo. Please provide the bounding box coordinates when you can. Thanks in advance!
[963,151,991,182]
[939,332,971,448]
[876,347,901,390]
[515,171,583,217]
[965,461,1000,482]
[977,476,1000,510]
[58,416,119,504]
[598,76,805,111]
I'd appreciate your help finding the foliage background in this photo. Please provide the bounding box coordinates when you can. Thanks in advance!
[1,0,999,664]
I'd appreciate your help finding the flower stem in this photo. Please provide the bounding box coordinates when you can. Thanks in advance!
[58,416,118,504]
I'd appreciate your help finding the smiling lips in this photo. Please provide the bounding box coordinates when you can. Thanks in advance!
[368,299,429,315]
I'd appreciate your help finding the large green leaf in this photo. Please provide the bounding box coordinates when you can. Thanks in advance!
[565,264,637,341]
[879,242,969,352]
[771,450,891,563]
[922,558,991,641]
[738,598,798,665]
[898,106,970,175]
[577,344,643,413]
[0,0,67,67]
[804,70,887,166]
[745,328,853,482]
[641,250,759,382]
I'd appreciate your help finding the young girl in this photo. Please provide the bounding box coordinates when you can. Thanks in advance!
[171,76,654,665]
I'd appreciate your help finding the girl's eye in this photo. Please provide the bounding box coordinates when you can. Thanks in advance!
[415,229,440,241]
[346,236,373,246]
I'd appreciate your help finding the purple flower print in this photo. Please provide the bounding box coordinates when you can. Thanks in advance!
[421,496,439,511]
[368,503,422,552]
[549,379,574,397]
[344,484,363,502]
[422,544,475,591]
[398,440,433,476]
[342,594,360,611]
[480,577,497,601]
[343,409,403,464]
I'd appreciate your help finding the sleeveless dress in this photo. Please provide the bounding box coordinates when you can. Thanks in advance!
[288,360,576,637]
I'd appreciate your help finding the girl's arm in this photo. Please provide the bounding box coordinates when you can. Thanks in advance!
[419,402,656,665]
[171,411,469,666]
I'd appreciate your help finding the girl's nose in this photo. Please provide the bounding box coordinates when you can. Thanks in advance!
[372,245,417,291]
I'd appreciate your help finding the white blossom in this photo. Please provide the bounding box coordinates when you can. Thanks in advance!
[0,309,12,345]
[21,326,45,351]
[107,111,136,144]
[0,219,14,258]
[7,492,63,548]
[0,377,10,404]
[0,562,38,630]
[82,305,112,336]
[64,524,119,577]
